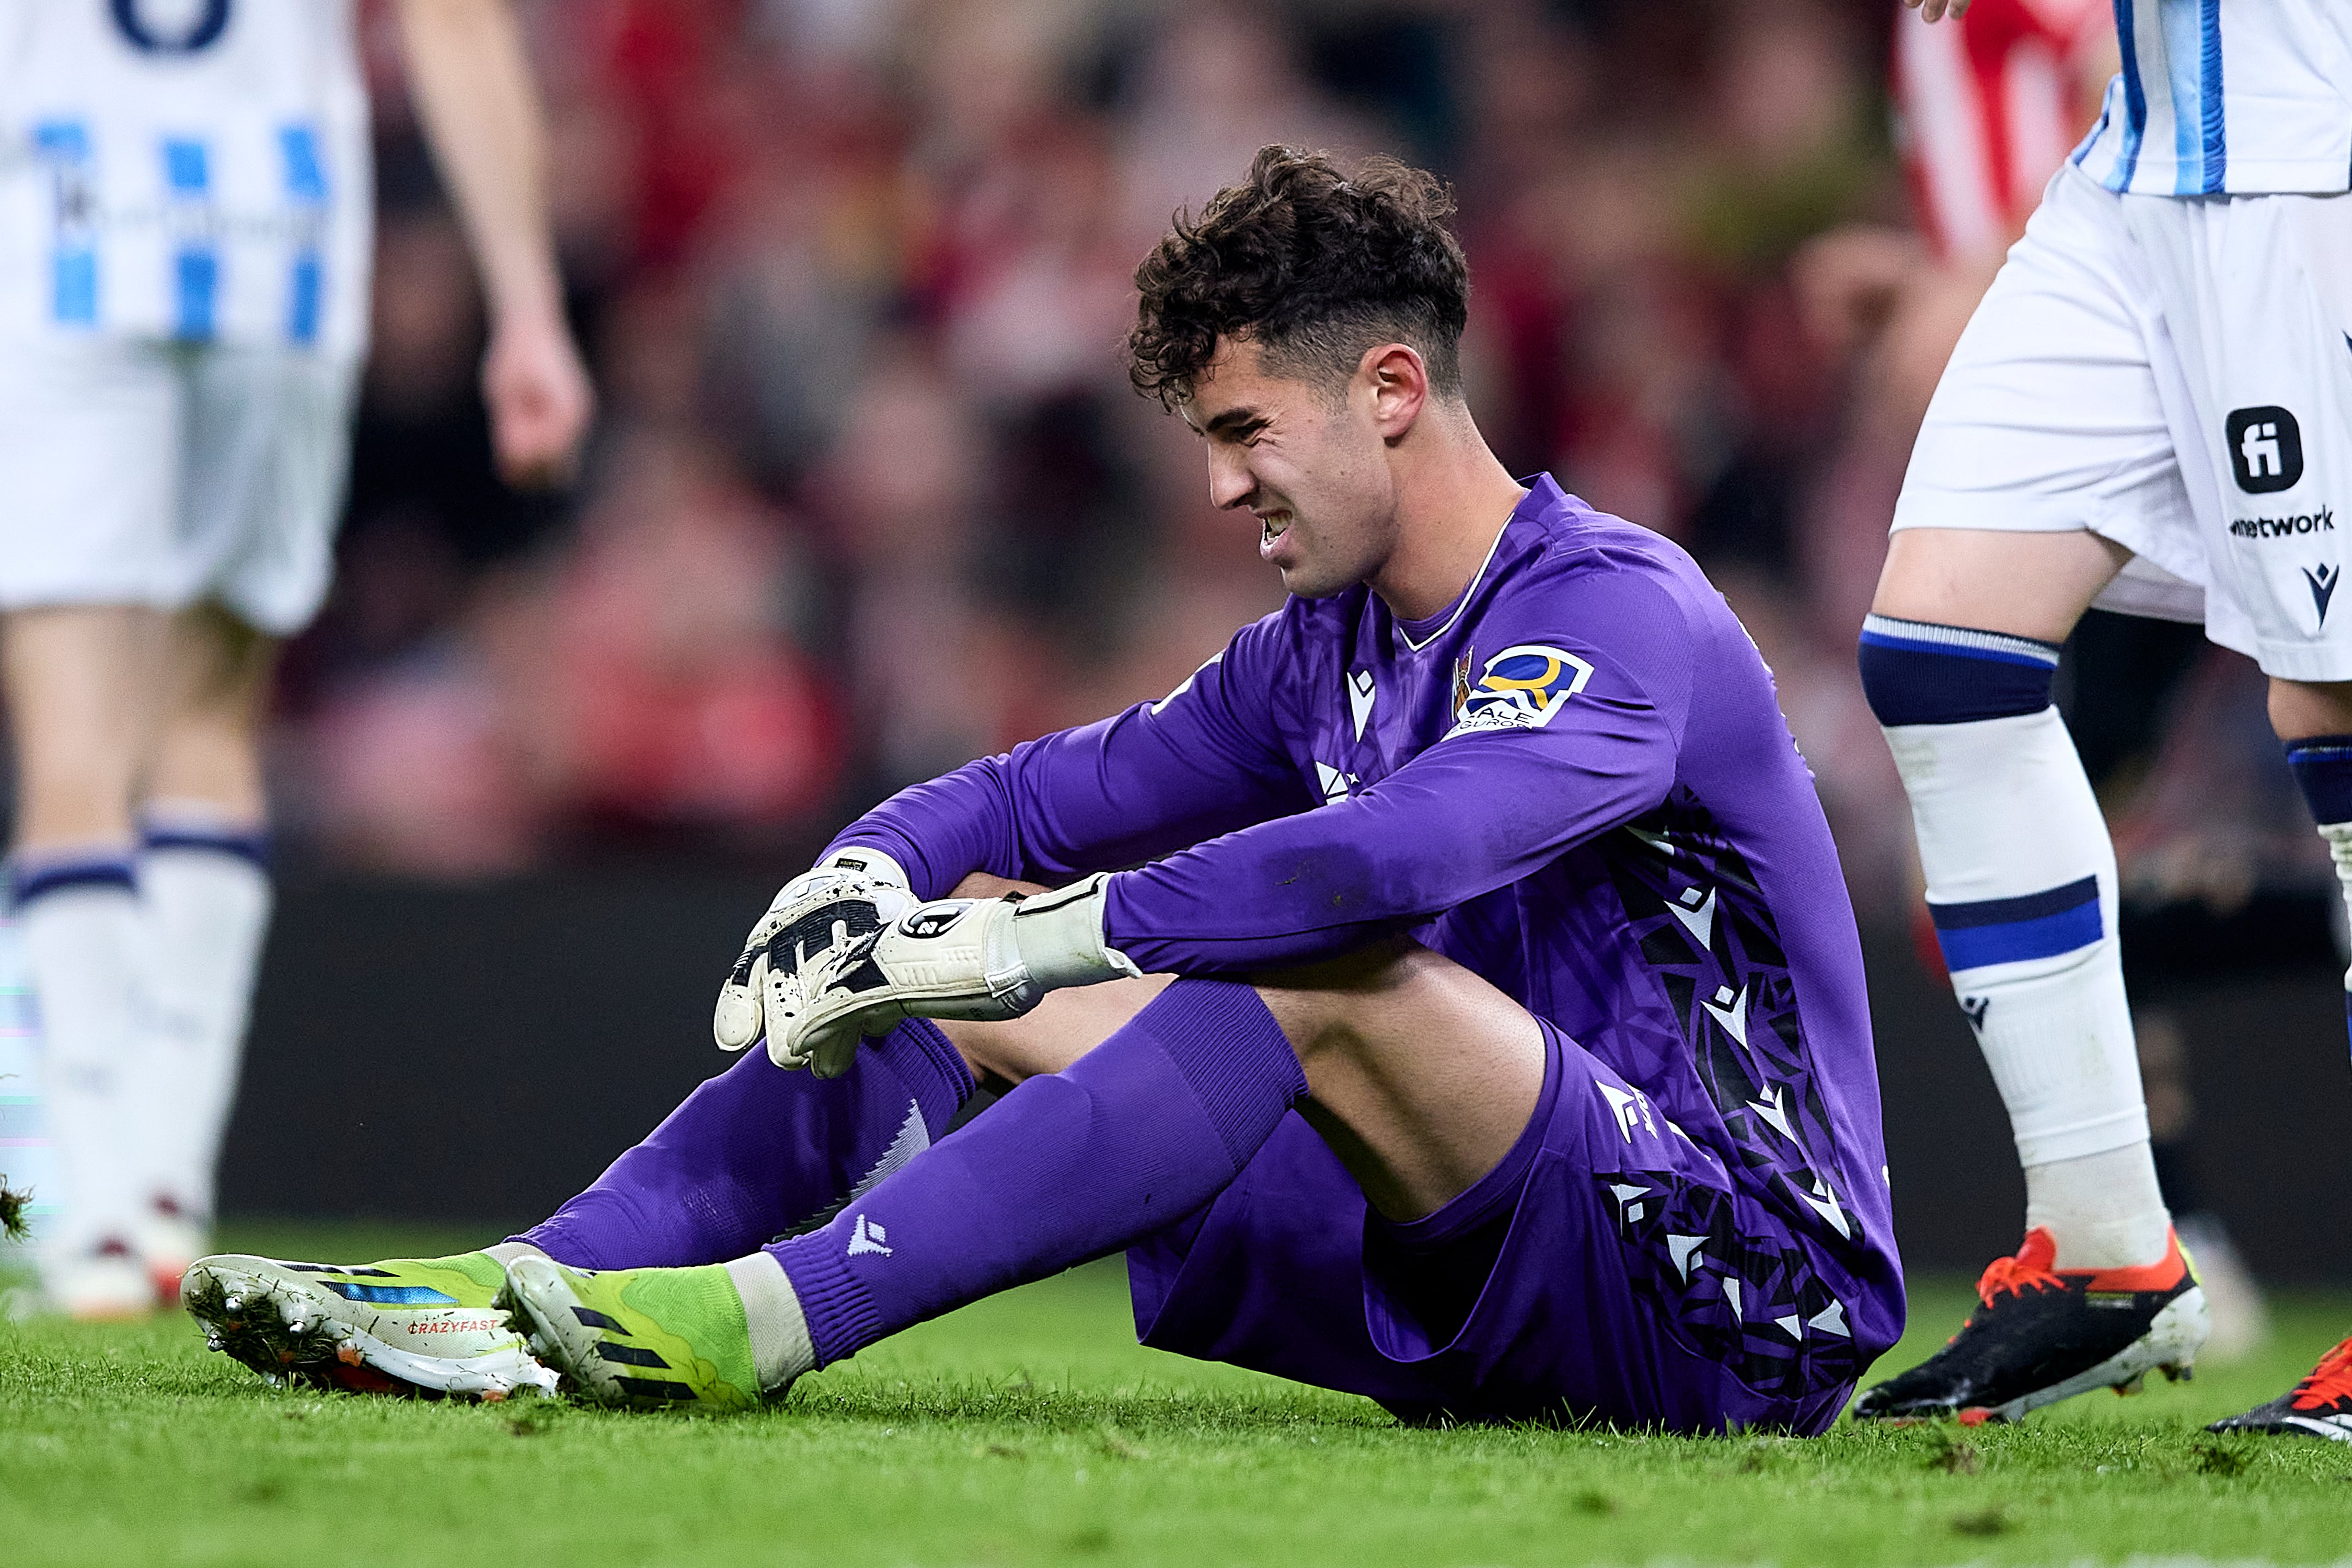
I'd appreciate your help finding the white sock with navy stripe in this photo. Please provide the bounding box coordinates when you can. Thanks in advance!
[11,849,147,1265]
[136,808,273,1231]
[1861,616,2168,1270]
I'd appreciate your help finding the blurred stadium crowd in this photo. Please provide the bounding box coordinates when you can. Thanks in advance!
[285,0,2327,928]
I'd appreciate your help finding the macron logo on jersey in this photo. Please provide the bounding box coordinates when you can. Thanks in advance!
[1596,1079,1658,1145]
[1445,643,1594,738]
[1347,668,1376,740]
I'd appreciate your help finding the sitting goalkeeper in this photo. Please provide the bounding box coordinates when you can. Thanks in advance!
[189,147,1905,1434]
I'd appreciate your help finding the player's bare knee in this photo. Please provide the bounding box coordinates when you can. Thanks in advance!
[167,603,271,712]
[1870,528,2122,645]
[1251,938,1449,1063]
[2266,677,2352,743]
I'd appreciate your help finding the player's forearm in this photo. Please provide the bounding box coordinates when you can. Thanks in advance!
[396,0,565,327]
[1102,732,1676,974]
[825,704,1305,901]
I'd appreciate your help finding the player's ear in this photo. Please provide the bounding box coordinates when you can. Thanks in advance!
[1360,343,1428,440]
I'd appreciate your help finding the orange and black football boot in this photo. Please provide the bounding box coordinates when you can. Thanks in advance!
[2208,1332,2352,1443]
[1853,1227,2207,1423]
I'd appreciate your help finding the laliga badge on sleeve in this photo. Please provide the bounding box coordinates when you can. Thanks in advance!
[1445,643,1594,736]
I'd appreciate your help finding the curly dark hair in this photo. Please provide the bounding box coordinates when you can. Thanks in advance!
[1128,145,1470,411]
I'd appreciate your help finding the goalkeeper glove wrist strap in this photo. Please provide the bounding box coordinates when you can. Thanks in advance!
[821,845,910,891]
[1009,872,1142,993]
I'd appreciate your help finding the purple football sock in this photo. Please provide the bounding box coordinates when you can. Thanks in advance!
[766,978,1306,1366]
[516,1019,974,1269]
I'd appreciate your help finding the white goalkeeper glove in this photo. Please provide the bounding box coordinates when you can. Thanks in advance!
[782,872,1142,1077]
[713,848,915,1063]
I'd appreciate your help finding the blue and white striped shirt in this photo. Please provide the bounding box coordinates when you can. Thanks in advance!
[0,1,370,352]
[2072,0,2352,196]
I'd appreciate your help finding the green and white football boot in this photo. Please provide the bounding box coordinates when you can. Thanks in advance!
[183,1247,560,1400]
[497,1253,808,1412]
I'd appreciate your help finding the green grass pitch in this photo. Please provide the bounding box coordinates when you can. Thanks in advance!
[4,1220,2351,1566]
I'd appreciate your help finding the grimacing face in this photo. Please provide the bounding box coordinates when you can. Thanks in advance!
[1181,338,1402,600]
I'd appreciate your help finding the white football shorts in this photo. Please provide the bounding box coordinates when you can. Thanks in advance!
[0,335,360,637]
[1895,162,2352,683]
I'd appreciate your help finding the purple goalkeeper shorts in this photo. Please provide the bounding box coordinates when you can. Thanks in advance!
[1126,1022,1882,1435]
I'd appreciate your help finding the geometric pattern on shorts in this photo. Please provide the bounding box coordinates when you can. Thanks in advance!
[1597,1168,1862,1400]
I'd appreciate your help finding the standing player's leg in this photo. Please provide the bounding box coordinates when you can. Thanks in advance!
[1859,532,2204,1421]
[131,603,275,1291]
[131,343,355,1296]
[2,606,168,1316]
[2274,683,2352,1057]
[1854,167,2212,1420]
[0,338,188,1316]
[1865,525,2173,1272]
[2150,186,2352,1444]
[2233,681,2352,1439]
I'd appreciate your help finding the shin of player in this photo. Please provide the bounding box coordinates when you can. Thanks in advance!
[1860,609,2170,1271]
[1852,541,2205,1423]
[3,607,163,1317]
[131,607,278,1286]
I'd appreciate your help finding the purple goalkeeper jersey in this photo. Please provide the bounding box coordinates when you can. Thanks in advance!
[830,475,1901,1347]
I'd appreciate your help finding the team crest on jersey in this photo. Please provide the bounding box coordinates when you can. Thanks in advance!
[1445,643,1593,736]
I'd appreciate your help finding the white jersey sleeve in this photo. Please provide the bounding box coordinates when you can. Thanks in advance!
[0,0,370,354]
[2071,0,2352,195]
